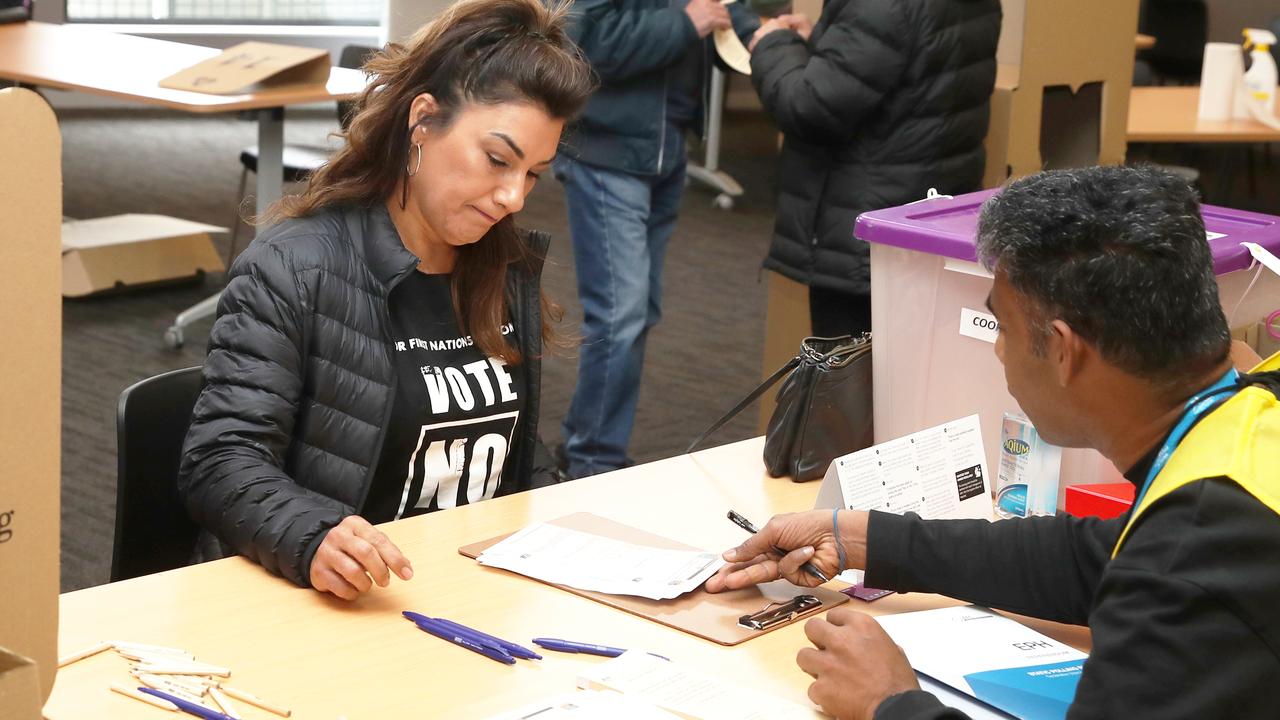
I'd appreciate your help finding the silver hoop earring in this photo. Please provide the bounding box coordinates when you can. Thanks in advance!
[407,143,422,177]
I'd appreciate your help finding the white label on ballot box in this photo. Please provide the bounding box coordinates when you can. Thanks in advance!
[959,308,1000,344]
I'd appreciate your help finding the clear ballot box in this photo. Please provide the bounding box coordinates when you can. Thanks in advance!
[855,189,1280,505]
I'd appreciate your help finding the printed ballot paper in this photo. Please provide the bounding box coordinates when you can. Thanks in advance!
[876,606,1088,720]
[476,523,725,600]
[577,651,814,720]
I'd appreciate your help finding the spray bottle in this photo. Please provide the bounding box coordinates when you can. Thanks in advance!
[1235,28,1279,125]
[995,412,1063,519]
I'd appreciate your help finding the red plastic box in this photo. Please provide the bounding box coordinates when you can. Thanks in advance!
[1065,483,1135,519]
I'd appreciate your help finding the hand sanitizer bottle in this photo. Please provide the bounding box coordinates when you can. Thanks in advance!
[995,412,1063,518]
[1236,28,1278,121]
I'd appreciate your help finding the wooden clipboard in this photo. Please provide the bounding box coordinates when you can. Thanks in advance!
[458,512,848,646]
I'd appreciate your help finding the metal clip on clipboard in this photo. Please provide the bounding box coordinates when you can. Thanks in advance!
[738,595,823,631]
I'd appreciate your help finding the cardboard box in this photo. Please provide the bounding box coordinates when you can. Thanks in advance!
[159,41,331,95]
[982,0,1140,187]
[758,271,812,433]
[0,87,60,706]
[0,649,41,720]
[61,214,226,297]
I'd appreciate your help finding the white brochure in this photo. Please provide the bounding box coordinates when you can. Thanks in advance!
[815,413,993,521]
[876,606,1087,720]
[477,523,724,601]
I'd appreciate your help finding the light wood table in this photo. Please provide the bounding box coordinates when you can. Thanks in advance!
[1128,86,1280,143]
[0,21,366,219]
[45,437,1089,719]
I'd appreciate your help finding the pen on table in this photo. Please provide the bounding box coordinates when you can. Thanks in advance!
[726,510,831,583]
[531,637,625,657]
[137,687,235,720]
[410,617,517,665]
[110,682,180,712]
[402,611,542,660]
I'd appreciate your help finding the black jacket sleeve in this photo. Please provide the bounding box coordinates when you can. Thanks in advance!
[865,511,1122,624]
[568,0,700,84]
[177,239,350,588]
[875,691,969,720]
[749,0,909,144]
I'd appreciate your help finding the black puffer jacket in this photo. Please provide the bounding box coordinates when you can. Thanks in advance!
[178,204,551,587]
[751,0,1000,295]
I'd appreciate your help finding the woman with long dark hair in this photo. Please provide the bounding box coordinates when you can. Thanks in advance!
[178,0,595,600]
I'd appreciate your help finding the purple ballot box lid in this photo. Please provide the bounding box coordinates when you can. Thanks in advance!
[855,188,1280,275]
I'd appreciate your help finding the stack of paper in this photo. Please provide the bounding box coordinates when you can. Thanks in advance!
[577,651,815,720]
[485,690,682,719]
[477,523,724,600]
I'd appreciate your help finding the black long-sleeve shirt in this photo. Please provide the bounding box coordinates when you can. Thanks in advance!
[866,474,1280,719]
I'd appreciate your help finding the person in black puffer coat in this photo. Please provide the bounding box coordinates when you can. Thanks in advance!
[177,0,595,601]
[749,0,1001,336]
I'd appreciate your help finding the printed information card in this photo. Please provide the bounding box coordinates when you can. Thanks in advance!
[816,414,993,522]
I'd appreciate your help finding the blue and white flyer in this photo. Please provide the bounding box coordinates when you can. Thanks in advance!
[875,605,1087,720]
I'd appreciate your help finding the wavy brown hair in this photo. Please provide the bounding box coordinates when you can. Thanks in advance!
[270,0,594,364]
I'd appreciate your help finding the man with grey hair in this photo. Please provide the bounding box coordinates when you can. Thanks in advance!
[707,166,1280,719]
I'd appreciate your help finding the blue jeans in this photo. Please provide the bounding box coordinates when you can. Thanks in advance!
[556,143,687,478]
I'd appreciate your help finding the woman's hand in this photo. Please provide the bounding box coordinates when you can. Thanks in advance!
[775,13,813,40]
[310,515,414,600]
[749,18,788,52]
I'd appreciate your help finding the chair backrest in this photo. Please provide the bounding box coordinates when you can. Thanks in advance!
[336,44,378,131]
[1137,0,1208,82]
[111,366,204,582]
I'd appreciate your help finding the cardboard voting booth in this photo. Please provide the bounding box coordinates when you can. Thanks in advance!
[982,0,1139,187]
[61,215,226,297]
[0,87,61,717]
[856,189,1280,506]
[159,41,331,95]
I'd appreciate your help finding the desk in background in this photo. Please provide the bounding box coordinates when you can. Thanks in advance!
[45,438,1089,719]
[1127,86,1280,143]
[0,21,366,224]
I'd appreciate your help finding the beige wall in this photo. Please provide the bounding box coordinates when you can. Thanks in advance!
[1207,0,1277,43]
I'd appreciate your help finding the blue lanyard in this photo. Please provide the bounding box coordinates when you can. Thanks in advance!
[1135,368,1240,510]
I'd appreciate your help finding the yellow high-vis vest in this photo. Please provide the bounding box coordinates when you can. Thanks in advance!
[1112,351,1280,558]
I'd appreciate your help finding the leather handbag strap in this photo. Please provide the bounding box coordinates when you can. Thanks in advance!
[686,355,802,455]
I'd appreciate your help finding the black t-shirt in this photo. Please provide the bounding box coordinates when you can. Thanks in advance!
[364,272,522,523]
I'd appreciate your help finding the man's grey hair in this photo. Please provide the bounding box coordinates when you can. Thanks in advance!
[975,165,1231,387]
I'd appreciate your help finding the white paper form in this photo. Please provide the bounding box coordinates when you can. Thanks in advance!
[577,651,814,720]
[477,523,725,601]
[835,414,992,521]
[485,690,683,720]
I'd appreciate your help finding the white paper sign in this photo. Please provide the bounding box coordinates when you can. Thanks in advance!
[815,414,993,522]
[959,308,1000,344]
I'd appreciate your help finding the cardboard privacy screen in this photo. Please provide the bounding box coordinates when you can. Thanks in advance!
[160,41,331,95]
[0,87,61,714]
[61,214,226,297]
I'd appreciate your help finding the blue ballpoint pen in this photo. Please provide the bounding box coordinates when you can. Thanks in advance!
[531,637,626,658]
[403,611,542,660]
[137,687,235,720]
[412,617,517,665]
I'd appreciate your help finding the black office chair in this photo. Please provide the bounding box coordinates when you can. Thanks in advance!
[1136,0,1208,85]
[226,44,378,263]
[111,367,204,582]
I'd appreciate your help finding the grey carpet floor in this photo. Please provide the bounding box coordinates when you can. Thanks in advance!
[58,105,782,591]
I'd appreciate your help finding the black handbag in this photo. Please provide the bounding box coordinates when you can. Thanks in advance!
[688,335,874,481]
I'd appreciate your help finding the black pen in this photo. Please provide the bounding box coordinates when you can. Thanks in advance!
[727,510,830,583]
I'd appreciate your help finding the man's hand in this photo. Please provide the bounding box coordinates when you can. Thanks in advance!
[798,608,920,720]
[309,515,413,600]
[704,510,867,592]
[685,0,731,38]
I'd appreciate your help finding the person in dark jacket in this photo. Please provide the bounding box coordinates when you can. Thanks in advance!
[706,167,1280,719]
[554,0,758,479]
[178,0,595,601]
[748,0,1000,336]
